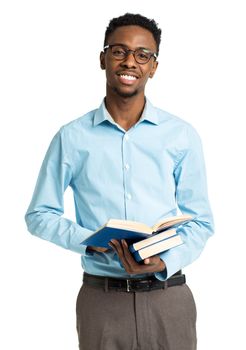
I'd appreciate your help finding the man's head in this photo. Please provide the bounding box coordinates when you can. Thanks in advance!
[100,13,162,99]
[103,13,162,56]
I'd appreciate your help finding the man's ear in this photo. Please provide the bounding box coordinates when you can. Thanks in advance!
[100,51,105,70]
[149,60,158,78]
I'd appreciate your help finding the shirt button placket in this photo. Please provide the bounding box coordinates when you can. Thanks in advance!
[122,133,132,219]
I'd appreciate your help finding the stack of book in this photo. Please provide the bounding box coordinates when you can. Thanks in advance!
[81,214,192,262]
[129,228,182,262]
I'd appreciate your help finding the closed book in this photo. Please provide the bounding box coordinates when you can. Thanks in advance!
[132,234,183,262]
[80,214,191,248]
[129,228,177,253]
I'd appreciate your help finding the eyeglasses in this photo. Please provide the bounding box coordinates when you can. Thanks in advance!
[103,44,157,64]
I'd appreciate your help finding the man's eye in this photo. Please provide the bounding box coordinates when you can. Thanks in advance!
[137,52,149,59]
[112,49,125,55]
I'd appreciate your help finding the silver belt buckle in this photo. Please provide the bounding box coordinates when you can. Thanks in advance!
[126,279,131,292]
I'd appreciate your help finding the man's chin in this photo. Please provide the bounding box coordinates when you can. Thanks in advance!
[113,87,138,98]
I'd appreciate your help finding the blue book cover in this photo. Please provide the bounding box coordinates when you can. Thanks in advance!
[81,226,150,248]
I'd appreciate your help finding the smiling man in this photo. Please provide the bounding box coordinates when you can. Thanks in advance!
[25,13,214,350]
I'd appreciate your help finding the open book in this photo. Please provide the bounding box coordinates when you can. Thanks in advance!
[81,214,192,248]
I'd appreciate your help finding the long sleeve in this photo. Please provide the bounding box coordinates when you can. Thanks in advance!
[155,125,214,280]
[25,129,93,254]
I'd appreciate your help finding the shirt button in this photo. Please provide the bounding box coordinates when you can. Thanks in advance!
[126,193,132,200]
[125,164,130,170]
[125,134,129,141]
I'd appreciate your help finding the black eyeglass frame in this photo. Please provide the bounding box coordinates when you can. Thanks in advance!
[103,44,158,64]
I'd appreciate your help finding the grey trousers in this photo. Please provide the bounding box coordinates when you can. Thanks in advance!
[76,283,197,350]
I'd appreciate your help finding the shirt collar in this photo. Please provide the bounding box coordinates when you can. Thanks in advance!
[93,98,159,127]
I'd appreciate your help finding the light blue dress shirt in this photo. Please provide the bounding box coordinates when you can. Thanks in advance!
[25,98,214,280]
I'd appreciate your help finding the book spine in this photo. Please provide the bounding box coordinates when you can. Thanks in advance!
[132,251,142,263]
[129,228,176,253]
[132,235,183,262]
[129,244,138,253]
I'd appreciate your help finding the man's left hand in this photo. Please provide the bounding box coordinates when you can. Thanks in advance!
[109,239,166,275]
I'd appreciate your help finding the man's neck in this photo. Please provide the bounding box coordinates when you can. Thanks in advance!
[105,93,146,131]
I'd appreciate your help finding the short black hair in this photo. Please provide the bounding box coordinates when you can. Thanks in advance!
[104,13,162,55]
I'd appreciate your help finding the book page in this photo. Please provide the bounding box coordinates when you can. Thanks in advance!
[107,219,153,234]
[152,214,192,232]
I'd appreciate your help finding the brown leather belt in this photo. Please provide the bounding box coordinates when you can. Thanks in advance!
[83,271,185,292]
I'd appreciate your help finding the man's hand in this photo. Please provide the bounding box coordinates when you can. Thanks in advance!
[109,239,166,275]
[87,246,110,253]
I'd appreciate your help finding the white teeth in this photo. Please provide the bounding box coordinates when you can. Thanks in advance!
[120,74,137,80]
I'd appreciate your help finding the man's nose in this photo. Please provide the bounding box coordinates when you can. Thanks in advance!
[120,52,137,68]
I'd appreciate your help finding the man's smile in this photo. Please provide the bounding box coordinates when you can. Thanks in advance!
[116,71,139,85]
[120,74,137,80]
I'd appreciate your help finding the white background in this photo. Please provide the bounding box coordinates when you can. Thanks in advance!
[1,0,245,349]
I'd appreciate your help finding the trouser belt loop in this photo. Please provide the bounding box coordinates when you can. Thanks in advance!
[104,277,109,292]
[164,280,168,289]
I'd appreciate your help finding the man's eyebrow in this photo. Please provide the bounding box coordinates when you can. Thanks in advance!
[108,43,153,51]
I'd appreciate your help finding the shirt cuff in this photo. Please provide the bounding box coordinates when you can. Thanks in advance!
[72,227,94,255]
[80,244,88,255]
[154,264,167,281]
[154,249,183,281]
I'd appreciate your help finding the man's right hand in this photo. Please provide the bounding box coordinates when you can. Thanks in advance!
[87,246,109,253]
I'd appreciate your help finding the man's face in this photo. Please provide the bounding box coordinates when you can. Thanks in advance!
[100,25,158,98]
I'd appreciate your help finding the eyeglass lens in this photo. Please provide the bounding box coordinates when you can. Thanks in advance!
[111,45,153,64]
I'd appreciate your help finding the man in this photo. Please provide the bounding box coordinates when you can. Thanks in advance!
[25,13,214,350]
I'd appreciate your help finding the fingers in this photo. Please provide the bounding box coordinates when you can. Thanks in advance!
[144,256,157,265]
[88,246,109,253]
[109,239,127,264]
[144,258,150,264]
[109,239,136,273]
[109,240,165,274]
[145,256,166,271]
[121,240,137,264]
